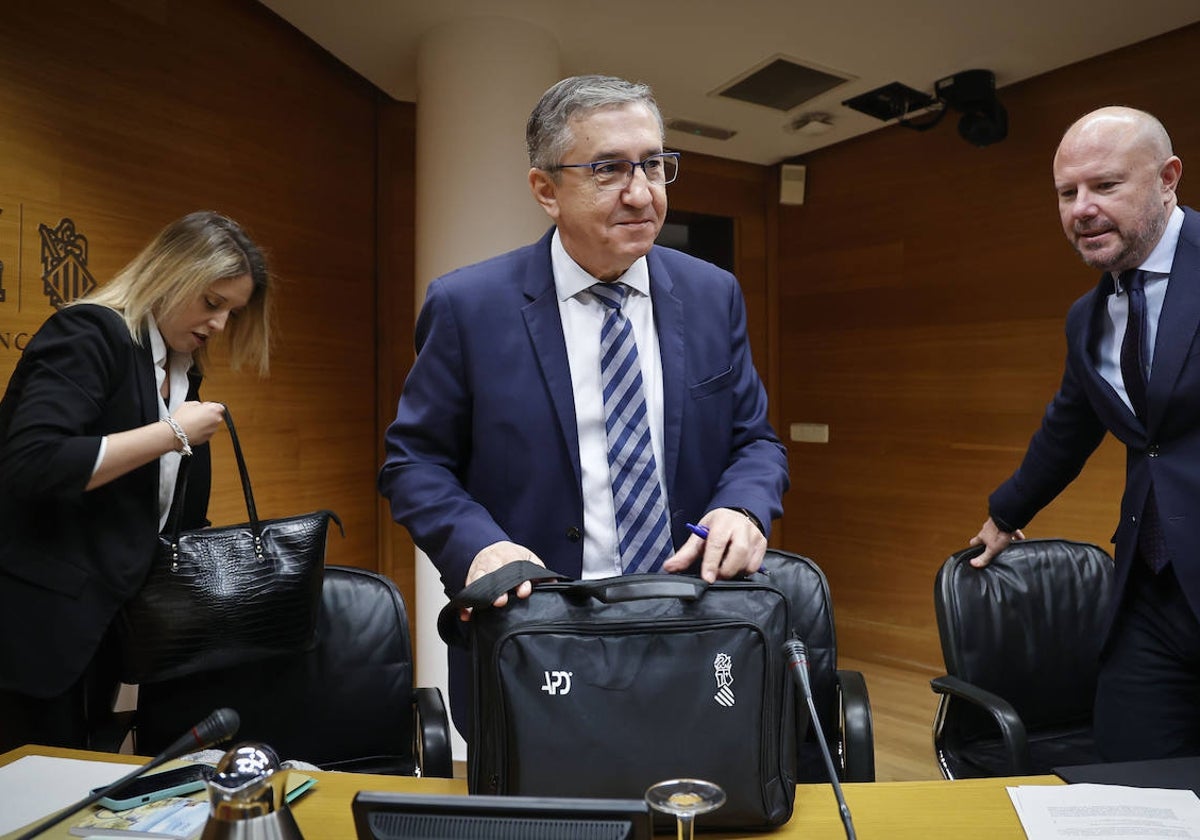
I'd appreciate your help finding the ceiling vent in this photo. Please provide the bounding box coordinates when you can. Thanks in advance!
[665,118,737,141]
[715,57,853,112]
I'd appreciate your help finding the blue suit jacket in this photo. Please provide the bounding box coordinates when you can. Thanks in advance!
[380,229,789,598]
[990,207,1200,631]
[380,230,789,732]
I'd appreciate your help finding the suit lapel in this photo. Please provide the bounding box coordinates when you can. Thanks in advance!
[135,326,159,425]
[1147,208,1200,433]
[1073,276,1147,440]
[521,233,582,488]
[648,248,685,497]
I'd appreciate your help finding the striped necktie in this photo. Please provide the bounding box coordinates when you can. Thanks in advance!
[591,282,673,574]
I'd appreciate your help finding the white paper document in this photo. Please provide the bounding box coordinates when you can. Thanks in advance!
[1008,783,1200,839]
[0,755,132,835]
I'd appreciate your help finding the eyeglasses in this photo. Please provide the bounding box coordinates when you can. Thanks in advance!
[551,152,680,191]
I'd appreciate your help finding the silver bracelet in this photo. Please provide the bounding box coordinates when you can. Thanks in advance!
[161,416,193,457]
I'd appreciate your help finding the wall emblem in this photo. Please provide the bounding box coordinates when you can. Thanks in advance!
[39,218,95,309]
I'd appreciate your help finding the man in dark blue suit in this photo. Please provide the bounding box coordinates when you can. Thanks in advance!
[972,106,1200,760]
[379,75,788,732]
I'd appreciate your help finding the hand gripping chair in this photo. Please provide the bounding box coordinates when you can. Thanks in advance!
[129,565,453,776]
[761,549,876,782]
[930,538,1114,779]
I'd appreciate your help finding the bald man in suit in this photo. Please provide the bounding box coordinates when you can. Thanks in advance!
[973,107,1200,760]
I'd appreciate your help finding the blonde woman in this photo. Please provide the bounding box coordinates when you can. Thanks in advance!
[0,211,273,751]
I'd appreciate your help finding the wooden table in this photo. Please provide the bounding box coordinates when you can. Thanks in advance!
[1,746,1061,839]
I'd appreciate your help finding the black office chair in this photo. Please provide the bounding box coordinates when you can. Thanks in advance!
[930,538,1114,779]
[128,565,453,777]
[761,549,875,782]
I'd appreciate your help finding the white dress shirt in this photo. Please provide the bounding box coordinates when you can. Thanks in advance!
[89,316,191,530]
[149,316,194,530]
[551,230,667,578]
[1096,206,1184,413]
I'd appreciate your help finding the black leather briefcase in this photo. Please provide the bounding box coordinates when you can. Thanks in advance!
[439,562,797,830]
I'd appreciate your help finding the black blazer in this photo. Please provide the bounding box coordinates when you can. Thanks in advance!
[0,304,210,697]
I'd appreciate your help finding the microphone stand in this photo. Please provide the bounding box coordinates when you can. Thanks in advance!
[783,638,857,840]
[12,707,240,840]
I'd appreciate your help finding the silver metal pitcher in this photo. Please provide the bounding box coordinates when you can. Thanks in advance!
[199,743,304,840]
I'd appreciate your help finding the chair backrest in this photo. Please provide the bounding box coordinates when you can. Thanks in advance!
[935,539,1113,732]
[759,549,840,779]
[136,565,419,773]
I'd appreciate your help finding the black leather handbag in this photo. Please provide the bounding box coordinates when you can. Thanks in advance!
[438,561,797,830]
[117,409,341,684]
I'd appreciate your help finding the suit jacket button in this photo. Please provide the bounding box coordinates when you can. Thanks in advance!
[566,527,582,542]
[1147,444,1159,457]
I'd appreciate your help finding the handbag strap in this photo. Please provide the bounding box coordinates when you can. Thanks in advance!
[164,406,260,547]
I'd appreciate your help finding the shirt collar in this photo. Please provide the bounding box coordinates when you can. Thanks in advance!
[551,228,651,302]
[1140,205,1185,276]
[1114,205,1184,293]
[147,313,167,370]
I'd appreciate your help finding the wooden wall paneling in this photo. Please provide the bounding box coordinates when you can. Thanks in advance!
[666,151,783,542]
[775,23,1200,673]
[669,152,772,368]
[375,98,419,624]
[0,0,382,570]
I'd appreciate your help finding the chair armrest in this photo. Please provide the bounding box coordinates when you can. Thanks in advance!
[836,669,875,782]
[930,674,1030,775]
[414,687,453,778]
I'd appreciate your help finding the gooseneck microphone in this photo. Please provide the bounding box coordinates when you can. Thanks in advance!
[14,707,240,840]
[783,639,856,840]
[157,707,241,764]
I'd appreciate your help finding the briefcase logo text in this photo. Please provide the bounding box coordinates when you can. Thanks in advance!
[541,670,573,696]
[714,652,734,706]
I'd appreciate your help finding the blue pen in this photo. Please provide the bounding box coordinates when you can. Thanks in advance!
[686,522,709,540]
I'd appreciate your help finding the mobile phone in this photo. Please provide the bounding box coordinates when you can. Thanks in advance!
[91,764,215,811]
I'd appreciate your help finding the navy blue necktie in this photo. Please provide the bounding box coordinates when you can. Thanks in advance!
[1119,269,1169,572]
[591,283,673,574]
[1119,269,1149,421]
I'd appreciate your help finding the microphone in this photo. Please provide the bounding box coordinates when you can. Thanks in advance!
[783,639,856,840]
[159,707,241,762]
[13,707,240,840]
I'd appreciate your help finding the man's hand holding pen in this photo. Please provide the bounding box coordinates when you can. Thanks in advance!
[461,507,764,620]
[663,506,766,583]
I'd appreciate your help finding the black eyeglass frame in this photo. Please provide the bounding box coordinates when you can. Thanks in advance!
[549,152,681,190]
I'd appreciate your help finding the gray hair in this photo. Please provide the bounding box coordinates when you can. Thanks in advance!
[526,74,664,172]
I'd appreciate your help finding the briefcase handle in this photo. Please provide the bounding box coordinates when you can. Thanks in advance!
[438,560,569,646]
[568,574,707,603]
[437,563,709,646]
